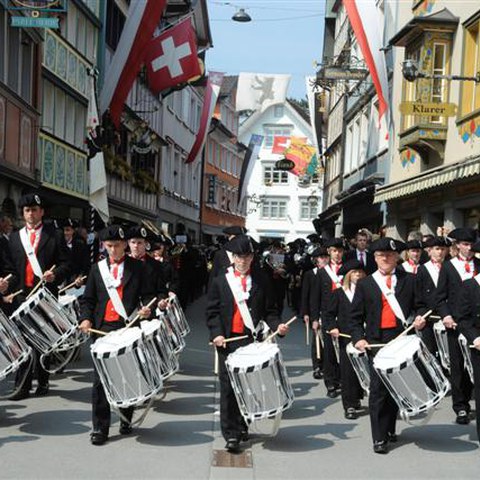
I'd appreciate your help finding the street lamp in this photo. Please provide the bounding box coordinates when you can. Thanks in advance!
[402,59,480,83]
[232,8,251,22]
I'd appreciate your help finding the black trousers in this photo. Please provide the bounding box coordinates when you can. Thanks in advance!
[15,350,49,391]
[322,325,340,390]
[471,349,480,444]
[447,329,473,414]
[217,337,250,442]
[339,338,363,410]
[368,328,402,444]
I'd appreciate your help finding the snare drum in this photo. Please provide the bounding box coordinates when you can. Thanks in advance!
[168,294,190,337]
[163,309,186,354]
[91,326,163,409]
[0,310,32,381]
[346,342,370,395]
[458,333,474,384]
[226,342,294,423]
[433,321,450,372]
[373,336,450,421]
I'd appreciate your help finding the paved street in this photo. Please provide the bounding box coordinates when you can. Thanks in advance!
[1,296,479,479]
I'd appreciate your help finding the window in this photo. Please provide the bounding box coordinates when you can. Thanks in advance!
[461,19,480,117]
[261,198,287,219]
[264,126,293,148]
[299,198,319,221]
[263,164,289,185]
[430,43,448,123]
[106,0,125,50]
[274,105,284,118]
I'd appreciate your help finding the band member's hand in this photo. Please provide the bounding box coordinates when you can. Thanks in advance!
[413,315,426,331]
[0,277,9,294]
[473,337,480,351]
[443,315,457,329]
[304,315,310,324]
[139,306,151,319]
[74,276,85,288]
[79,320,92,334]
[213,335,226,348]
[2,293,14,303]
[312,320,319,332]
[277,323,289,336]
[329,328,340,338]
[355,339,369,352]
[43,270,55,283]
[158,299,169,311]
[168,291,176,298]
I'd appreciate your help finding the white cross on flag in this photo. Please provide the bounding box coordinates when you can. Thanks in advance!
[145,18,201,94]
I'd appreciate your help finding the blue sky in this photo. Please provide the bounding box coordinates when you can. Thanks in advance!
[205,0,325,100]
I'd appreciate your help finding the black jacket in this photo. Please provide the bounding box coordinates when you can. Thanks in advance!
[206,267,281,341]
[300,267,320,317]
[142,255,168,299]
[66,237,91,279]
[324,287,355,334]
[310,267,341,322]
[415,262,440,316]
[457,278,480,345]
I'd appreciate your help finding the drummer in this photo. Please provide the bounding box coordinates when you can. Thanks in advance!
[61,218,90,287]
[206,234,290,453]
[349,237,424,454]
[79,225,155,446]
[8,192,71,400]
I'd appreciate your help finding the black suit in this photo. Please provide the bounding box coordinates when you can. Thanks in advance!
[0,237,17,314]
[457,278,480,443]
[209,248,233,283]
[206,267,281,441]
[66,237,90,281]
[139,255,168,300]
[435,258,480,414]
[349,270,418,444]
[79,256,155,434]
[344,249,376,275]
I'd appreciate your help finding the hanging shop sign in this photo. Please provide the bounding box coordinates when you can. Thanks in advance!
[399,101,457,116]
[274,159,295,171]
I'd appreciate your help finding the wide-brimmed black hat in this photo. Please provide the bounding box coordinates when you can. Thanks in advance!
[423,236,452,248]
[223,226,247,236]
[324,238,344,249]
[406,240,423,250]
[310,247,328,258]
[448,227,477,243]
[126,225,151,240]
[338,259,365,276]
[61,218,79,229]
[99,225,126,242]
[370,237,406,253]
[225,234,256,255]
[19,192,44,209]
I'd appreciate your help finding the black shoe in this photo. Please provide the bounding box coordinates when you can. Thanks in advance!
[344,408,358,420]
[354,401,362,410]
[240,430,249,442]
[35,384,49,396]
[90,430,108,446]
[456,410,470,425]
[387,432,398,443]
[225,438,241,453]
[373,441,388,454]
[313,369,323,379]
[119,422,132,435]
[10,389,30,401]
[326,388,339,399]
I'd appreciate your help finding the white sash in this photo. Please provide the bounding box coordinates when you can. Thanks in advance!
[344,287,355,303]
[402,261,415,273]
[19,227,43,278]
[313,267,318,275]
[98,259,129,321]
[225,266,255,334]
[226,250,234,264]
[372,270,408,327]
[451,257,474,281]
[324,265,343,289]
[424,261,440,287]
[474,274,480,287]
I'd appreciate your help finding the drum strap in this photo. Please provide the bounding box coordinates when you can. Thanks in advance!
[474,274,480,287]
[225,266,255,334]
[323,265,342,289]
[226,250,234,264]
[372,271,408,327]
[424,261,440,287]
[20,227,43,278]
[98,259,129,321]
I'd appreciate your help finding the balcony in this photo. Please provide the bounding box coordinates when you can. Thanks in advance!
[333,16,350,59]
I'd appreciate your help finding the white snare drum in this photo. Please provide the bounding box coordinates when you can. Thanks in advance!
[433,321,450,372]
[10,287,81,355]
[0,310,32,381]
[58,294,88,351]
[163,309,186,354]
[91,326,163,408]
[168,294,190,337]
[373,336,450,421]
[458,333,474,384]
[226,342,294,424]
[346,342,370,395]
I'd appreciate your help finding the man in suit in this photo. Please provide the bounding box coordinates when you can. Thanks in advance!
[435,227,480,425]
[79,225,155,446]
[206,234,290,453]
[8,192,71,399]
[61,218,90,285]
[349,237,424,454]
[344,229,376,275]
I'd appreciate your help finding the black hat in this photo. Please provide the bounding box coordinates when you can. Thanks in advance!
[225,234,256,255]
[423,236,452,248]
[126,225,151,240]
[324,238,344,249]
[370,237,406,253]
[19,192,43,209]
[338,259,365,277]
[406,240,423,250]
[310,247,328,258]
[61,218,79,229]
[307,233,321,243]
[150,233,173,249]
[448,227,477,243]
[223,226,247,236]
[99,225,126,242]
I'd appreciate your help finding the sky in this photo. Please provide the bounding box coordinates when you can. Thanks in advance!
[205,0,326,100]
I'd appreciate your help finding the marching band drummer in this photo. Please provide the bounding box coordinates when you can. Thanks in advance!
[78,225,155,446]
[8,192,71,400]
[150,233,179,297]
[61,218,90,286]
[397,240,423,274]
[206,234,290,454]
[456,239,480,445]
[349,238,424,454]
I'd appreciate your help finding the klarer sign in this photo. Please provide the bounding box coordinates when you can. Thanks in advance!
[399,102,457,116]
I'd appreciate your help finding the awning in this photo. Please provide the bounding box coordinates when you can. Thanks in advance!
[374,155,480,204]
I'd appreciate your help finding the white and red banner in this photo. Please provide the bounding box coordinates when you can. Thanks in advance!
[99,0,167,126]
[343,0,389,124]
[185,72,224,164]
[145,18,201,94]
[272,136,291,154]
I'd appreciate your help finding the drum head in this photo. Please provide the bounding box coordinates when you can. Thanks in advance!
[140,319,161,336]
[58,294,77,308]
[91,327,143,356]
[373,335,420,371]
[226,342,279,370]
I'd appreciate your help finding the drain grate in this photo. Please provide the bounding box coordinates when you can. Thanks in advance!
[212,449,253,468]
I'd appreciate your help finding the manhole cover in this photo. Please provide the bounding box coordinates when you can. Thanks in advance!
[212,449,253,468]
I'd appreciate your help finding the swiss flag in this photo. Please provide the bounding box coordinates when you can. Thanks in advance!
[272,136,291,154]
[145,18,201,94]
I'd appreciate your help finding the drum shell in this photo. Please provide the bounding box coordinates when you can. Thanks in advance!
[346,342,370,395]
[433,321,450,373]
[458,333,474,384]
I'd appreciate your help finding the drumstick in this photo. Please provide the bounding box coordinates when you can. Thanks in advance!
[3,289,23,302]
[397,310,433,338]
[124,296,158,329]
[209,335,249,346]
[366,343,387,349]
[305,319,310,346]
[1,273,12,282]
[26,265,57,299]
[315,330,321,360]
[58,276,87,294]
[265,315,297,343]
[214,349,219,375]
[87,328,107,337]
[327,330,352,339]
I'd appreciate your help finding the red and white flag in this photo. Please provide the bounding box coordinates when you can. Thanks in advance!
[145,18,201,94]
[185,72,224,164]
[343,0,389,124]
[272,136,291,154]
[99,0,167,126]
